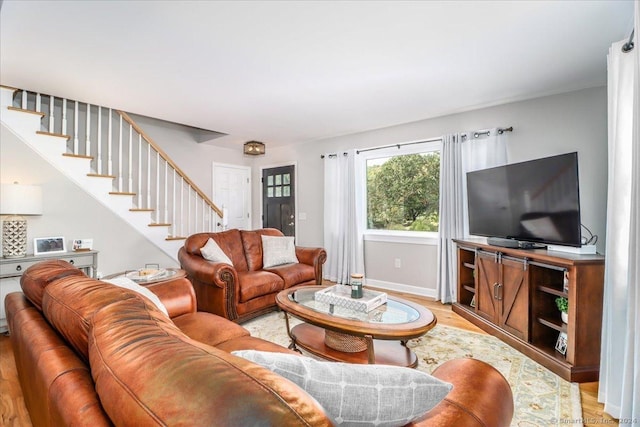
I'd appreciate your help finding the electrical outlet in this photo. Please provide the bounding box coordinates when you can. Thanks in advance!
[394,258,401,268]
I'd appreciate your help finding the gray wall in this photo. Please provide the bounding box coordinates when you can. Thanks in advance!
[2,86,608,296]
[253,86,608,296]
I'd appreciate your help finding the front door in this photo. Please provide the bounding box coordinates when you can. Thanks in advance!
[213,163,251,230]
[262,165,295,236]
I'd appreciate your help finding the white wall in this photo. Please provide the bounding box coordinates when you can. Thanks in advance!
[253,86,608,296]
[1,124,177,276]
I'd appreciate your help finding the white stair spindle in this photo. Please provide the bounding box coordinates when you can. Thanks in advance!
[164,160,168,223]
[147,143,152,209]
[48,95,55,133]
[188,187,191,236]
[180,177,184,237]
[138,134,142,204]
[97,106,102,174]
[156,151,160,216]
[35,93,41,113]
[172,169,176,237]
[118,115,123,191]
[128,124,133,192]
[107,110,113,175]
[73,101,79,154]
[85,103,91,157]
[21,90,27,109]
[62,98,68,137]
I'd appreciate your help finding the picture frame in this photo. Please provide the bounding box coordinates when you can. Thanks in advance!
[555,331,568,356]
[72,238,93,251]
[34,236,67,255]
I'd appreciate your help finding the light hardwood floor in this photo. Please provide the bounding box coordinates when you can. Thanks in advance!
[0,291,617,426]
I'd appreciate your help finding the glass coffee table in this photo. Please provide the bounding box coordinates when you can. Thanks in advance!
[275,285,437,368]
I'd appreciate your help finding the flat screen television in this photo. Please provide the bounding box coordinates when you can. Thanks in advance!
[466,152,582,248]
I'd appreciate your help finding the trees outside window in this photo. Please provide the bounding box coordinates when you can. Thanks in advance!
[366,151,440,232]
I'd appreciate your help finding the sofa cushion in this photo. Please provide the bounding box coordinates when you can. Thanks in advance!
[237,270,284,302]
[89,297,334,426]
[232,350,453,427]
[20,259,86,311]
[172,311,250,347]
[240,228,284,271]
[184,230,249,272]
[41,277,170,361]
[200,237,233,265]
[266,262,316,288]
[103,276,168,315]
[262,235,299,268]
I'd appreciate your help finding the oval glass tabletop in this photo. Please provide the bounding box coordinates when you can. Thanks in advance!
[288,286,420,324]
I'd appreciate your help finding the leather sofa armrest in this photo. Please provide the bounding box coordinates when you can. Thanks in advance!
[147,277,197,318]
[409,358,514,427]
[295,247,327,285]
[178,248,239,289]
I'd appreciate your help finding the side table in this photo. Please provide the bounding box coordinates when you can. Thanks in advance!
[102,268,186,286]
[0,250,99,332]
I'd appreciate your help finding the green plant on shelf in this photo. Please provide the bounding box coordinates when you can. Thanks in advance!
[555,296,568,313]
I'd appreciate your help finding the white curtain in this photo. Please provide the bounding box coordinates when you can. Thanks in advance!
[436,129,508,303]
[323,149,365,284]
[599,13,639,421]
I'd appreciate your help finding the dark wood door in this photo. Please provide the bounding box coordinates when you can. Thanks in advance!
[262,165,295,236]
[499,257,529,341]
[475,252,500,324]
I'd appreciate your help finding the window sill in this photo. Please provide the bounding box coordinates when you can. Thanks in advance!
[363,231,438,246]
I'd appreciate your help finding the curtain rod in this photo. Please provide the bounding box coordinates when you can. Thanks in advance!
[468,126,513,139]
[622,29,635,53]
[320,152,349,159]
[355,137,442,155]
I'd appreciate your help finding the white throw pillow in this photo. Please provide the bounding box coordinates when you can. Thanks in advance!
[200,238,233,265]
[103,277,169,316]
[262,235,298,268]
[231,350,452,427]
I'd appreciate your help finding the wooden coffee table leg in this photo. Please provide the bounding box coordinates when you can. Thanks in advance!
[365,335,375,364]
[283,312,301,353]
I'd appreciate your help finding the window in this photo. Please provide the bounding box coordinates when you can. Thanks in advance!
[361,141,441,236]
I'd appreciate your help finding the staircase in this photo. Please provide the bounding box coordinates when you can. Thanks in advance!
[0,85,222,260]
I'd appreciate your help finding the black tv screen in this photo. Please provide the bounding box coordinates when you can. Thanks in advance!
[466,152,582,247]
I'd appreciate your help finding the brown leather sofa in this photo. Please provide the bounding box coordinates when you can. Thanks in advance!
[178,228,327,322]
[5,260,514,426]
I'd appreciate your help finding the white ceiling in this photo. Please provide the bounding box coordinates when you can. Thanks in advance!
[0,1,634,148]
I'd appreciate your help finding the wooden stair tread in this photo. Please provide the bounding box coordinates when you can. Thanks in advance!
[109,192,136,196]
[165,236,187,241]
[36,130,71,140]
[149,223,171,227]
[63,153,93,160]
[130,208,154,212]
[7,106,45,117]
[87,173,116,179]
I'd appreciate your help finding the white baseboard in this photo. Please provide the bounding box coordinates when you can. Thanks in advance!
[547,244,597,254]
[365,278,437,299]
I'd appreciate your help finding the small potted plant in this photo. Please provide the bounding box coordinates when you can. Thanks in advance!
[555,296,568,323]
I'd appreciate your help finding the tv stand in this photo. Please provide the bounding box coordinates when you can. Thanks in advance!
[453,239,605,382]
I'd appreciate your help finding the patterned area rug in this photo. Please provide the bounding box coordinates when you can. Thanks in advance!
[244,312,582,427]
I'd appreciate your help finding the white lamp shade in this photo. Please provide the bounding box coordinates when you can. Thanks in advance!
[0,183,43,215]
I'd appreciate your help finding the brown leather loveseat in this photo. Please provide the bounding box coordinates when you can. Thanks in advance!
[178,228,326,322]
[6,260,514,426]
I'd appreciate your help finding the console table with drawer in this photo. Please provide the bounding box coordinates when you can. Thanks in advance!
[0,250,98,332]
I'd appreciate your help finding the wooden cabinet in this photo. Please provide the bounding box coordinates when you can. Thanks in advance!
[453,239,604,383]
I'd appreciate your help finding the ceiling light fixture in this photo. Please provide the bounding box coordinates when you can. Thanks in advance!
[243,141,266,156]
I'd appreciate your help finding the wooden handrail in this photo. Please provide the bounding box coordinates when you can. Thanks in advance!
[117,111,223,218]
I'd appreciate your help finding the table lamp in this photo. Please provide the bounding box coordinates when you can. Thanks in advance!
[1,182,43,258]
